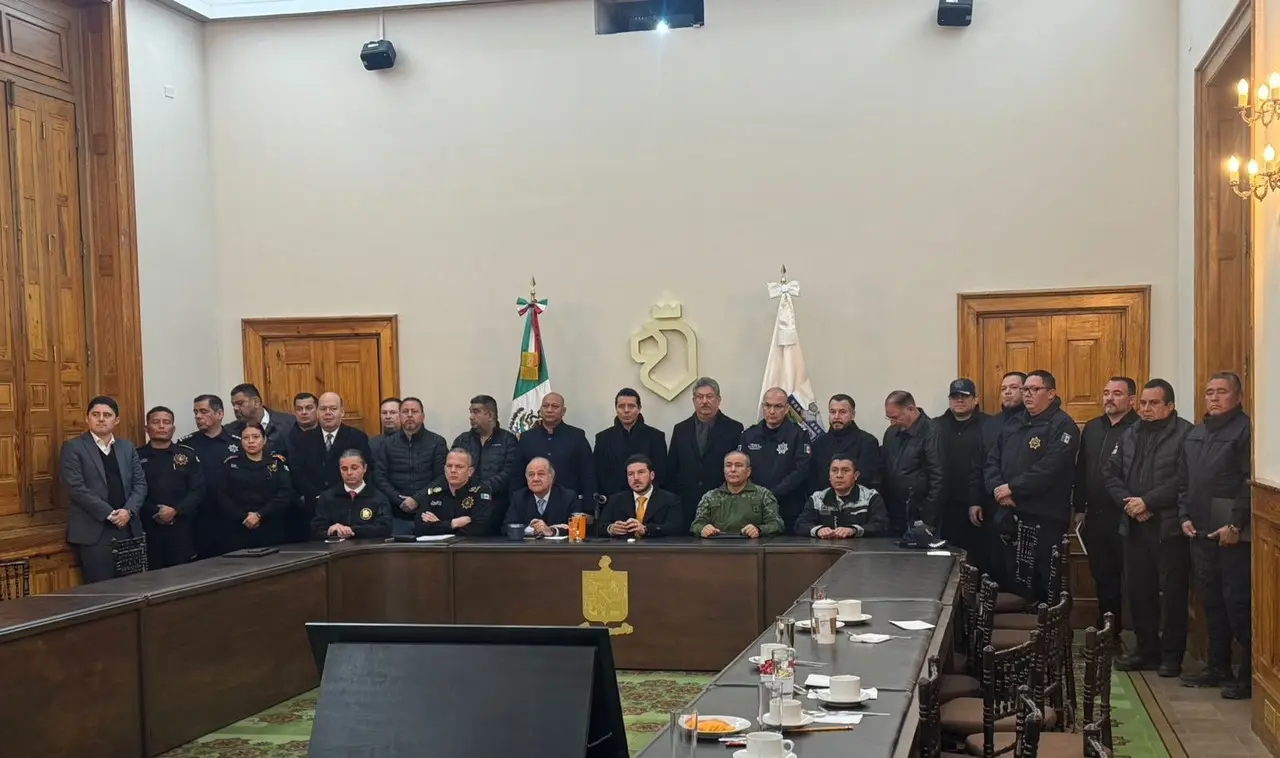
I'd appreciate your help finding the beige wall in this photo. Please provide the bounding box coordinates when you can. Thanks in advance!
[194,0,1180,440]
[129,0,219,433]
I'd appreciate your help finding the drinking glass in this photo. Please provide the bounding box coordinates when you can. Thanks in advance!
[774,615,796,648]
[770,646,796,696]
[757,678,783,733]
[669,710,697,757]
[808,584,827,629]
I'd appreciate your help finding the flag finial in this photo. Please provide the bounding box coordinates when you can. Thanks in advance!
[529,277,537,300]
[779,265,787,284]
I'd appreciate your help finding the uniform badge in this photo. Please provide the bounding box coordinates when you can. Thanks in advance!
[267,461,279,473]
[228,443,239,454]
[1062,433,1073,445]
[777,442,789,455]
[462,496,474,510]
[428,487,442,495]
[359,507,373,521]
[173,453,189,467]
[480,492,491,500]
[1028,437,1042,450]
[747,442,762,451]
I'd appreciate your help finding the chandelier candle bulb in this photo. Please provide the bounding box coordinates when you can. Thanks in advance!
[1270,72,1280,92]
[1229,156,1241,184]
[1249,159,1260,176]
[1266,145,1277,173]
[1241,79,1251,108]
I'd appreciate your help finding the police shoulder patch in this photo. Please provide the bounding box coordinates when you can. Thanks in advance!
[223,454,237,464]
[1061,432,1073,444]
[428,486,442,495]
[480,492,491,500]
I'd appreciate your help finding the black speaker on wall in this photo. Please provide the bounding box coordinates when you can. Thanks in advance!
[937,0,973,27]
[361,39,397,71]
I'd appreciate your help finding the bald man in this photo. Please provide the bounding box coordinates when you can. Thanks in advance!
[512,392,597,511]
[739,387,812,531]
[293,391,372,542]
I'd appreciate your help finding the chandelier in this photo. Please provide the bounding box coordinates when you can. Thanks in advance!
[1237,73,1280,125]
[1226,73,1280,201]
[1227,147,1280,201]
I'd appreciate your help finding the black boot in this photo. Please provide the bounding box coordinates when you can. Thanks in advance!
[1180,668,1225,687]
[1157,660,1183,678]
[1115,653,1160,672]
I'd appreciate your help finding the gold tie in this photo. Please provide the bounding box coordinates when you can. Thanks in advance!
[636,495,648,522]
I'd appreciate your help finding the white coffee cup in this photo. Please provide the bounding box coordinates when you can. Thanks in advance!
[760,642,787,660]
[746,731,795,758]
[768,697,803,725]
[829,674,863,701]
[837,598,863,618]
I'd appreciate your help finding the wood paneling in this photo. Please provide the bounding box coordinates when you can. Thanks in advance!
[1253,482,1280,755]
[243,316,399,435]
[327,549,453,623]
[763,548,841,620]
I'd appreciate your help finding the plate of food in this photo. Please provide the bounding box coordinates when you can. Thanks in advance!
[681,715,752,738]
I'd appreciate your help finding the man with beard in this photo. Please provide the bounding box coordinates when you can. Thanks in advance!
[1075,377,1139,633]
[985,370,1079,601]
[452,395,519,532]
[181,394,242,557]
[668,377,745,530]
[739,387,812,531]
[228,383,296,457]
[594,388,668,498]
[286,392,319,462]
[881,391,944,538]
[374,397,448,536]
[370,397,402,460]
[1178,373,1252,699]
[1104,379,1192,677]
[808,394,880,493]
[969,372,1026,584]
[934,378,989,551]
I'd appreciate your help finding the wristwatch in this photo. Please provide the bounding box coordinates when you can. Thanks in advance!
[1227,524,1242,534]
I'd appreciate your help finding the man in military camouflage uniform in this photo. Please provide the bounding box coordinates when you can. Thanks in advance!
[690,451,784,538]
[415,448,493,537]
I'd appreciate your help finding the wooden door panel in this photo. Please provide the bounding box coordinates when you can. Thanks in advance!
[0,84,19,521]
[1051,311,1124,424]
[264,338,321,411]
[326,337,379,430]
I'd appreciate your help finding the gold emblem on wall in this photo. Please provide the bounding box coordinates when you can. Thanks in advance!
[580,556,634,636]
[630,300,699,401]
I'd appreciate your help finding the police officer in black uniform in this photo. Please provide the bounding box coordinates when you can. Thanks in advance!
[311,449,392,540]
[182,394,242,558]
[415,448,494,537]
[139,406,206,569]
[739,387,812,532]
[219,422,294,550]
[984,369,1079,601]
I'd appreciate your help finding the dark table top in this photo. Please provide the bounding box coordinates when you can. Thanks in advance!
[715,599,943,690]
[44,550,330,602]
[0,593,144,642]
[278,535,943,553]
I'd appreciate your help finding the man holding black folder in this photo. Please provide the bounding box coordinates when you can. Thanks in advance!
[1177,372,1252,699]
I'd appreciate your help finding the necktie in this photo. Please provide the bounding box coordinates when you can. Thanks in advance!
[636,495,648,522]
[349,490,358,500]
[325,432,334,452]
[537,498,547,516]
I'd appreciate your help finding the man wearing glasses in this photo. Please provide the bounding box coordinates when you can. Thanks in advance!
[984,370,1080,601]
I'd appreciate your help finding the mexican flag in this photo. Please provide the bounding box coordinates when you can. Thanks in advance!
[510,294,550,435]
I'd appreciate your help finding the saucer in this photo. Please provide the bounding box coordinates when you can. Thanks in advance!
[760,712,815,728]
[815,688,876,705]
[796,619,847,631]
[734,751,796,758]
[838,613,873,624]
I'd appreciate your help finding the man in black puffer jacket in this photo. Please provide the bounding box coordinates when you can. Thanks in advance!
[451,395,519,533]
[1104,378,1192,678]
[881,390,944,536]
[373,397,448,536]
[984,370,1079,602]
[808,394,881,493]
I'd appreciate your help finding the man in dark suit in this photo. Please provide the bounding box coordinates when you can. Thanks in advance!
[513,392,596,506]
[594,388,668,499]
[509,457,578,537]
[598,454,681,538]
[667,377,745,531]
[228,383,297,458]
[293,392,372,542]
[61,396,148,583]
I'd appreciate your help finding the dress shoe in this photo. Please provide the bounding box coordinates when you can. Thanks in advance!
[1157,662,1182,678]
[1115,654,1160,672]
[1180,668,1224,688]
[1221,682,1252,700]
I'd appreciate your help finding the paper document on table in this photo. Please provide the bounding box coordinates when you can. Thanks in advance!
[415,535,455,542]
[849,633,893,644]
[889,620,936,631]
[803,674,830,688]
[927,550,951,556]
[813,712,863,725]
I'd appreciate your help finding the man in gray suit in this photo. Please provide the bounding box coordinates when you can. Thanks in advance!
[62,396,148,583]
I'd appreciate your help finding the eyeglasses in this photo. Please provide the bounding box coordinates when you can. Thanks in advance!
[1021,386,1048,394]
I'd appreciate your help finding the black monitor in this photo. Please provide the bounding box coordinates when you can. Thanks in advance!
[305,622,628,758]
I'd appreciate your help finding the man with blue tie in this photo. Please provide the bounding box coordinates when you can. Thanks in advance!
[509,457,578,537]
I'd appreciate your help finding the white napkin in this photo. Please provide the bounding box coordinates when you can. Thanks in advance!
[813,712,863,725]
[849,632,893,644]
[927,550,951,556]
[803,674,830,687]
[890,619,935,630]
[806,687,878,701]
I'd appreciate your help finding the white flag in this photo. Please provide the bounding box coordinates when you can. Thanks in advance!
[760,278,823,440]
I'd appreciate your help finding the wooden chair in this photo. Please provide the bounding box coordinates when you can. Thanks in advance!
[941,632,1049,742]
[1083,721,1109,758]
[919,656,972,758]
[111,535,149,578]
[995,534,1070,630]
[1013,685,1044,758]
[0,558,31,601]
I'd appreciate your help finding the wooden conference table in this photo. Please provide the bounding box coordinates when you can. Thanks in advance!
[0,536,959,758]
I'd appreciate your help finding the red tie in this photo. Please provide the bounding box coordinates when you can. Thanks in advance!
[349,490,358,500]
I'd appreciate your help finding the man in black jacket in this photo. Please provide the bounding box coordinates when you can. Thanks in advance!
[1104,378,1192,677]
[415,449,494,537]
[594,388,668,499]
[1075,377,1140,634]
[985,370,1079,601]
[140,406,206,569]
[374,397,448,536]
[970,372,1026,586]
[935,378,989,551]
[881,390,944,536]
[598,454,682,538]
[667,377,745,530]
[795,454,889,538]
[293,392,373,542]
[739,387,813,531]
[452,395,519,533]
[513,392,596,509]
[311,449,392,540]
[1177,372,1253,699]
[808,394,880,493]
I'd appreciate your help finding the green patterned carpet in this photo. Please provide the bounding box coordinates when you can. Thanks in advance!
[159,667,1168,758]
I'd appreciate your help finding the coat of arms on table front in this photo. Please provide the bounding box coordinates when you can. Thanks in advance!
[580,556,634,636]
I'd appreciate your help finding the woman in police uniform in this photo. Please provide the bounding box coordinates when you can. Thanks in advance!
[219,422,294,549]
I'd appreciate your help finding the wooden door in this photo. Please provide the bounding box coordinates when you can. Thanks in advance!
[243,317,399,436]
[1195,29,1252,417]
[960,287,1150,627]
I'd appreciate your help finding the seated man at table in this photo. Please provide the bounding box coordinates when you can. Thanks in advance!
[599,454,681,538]
[509,457,577,537]
[795,453,889,539]
[415,448,493,537]
[691,451,785,538]
[311,449,392,540]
